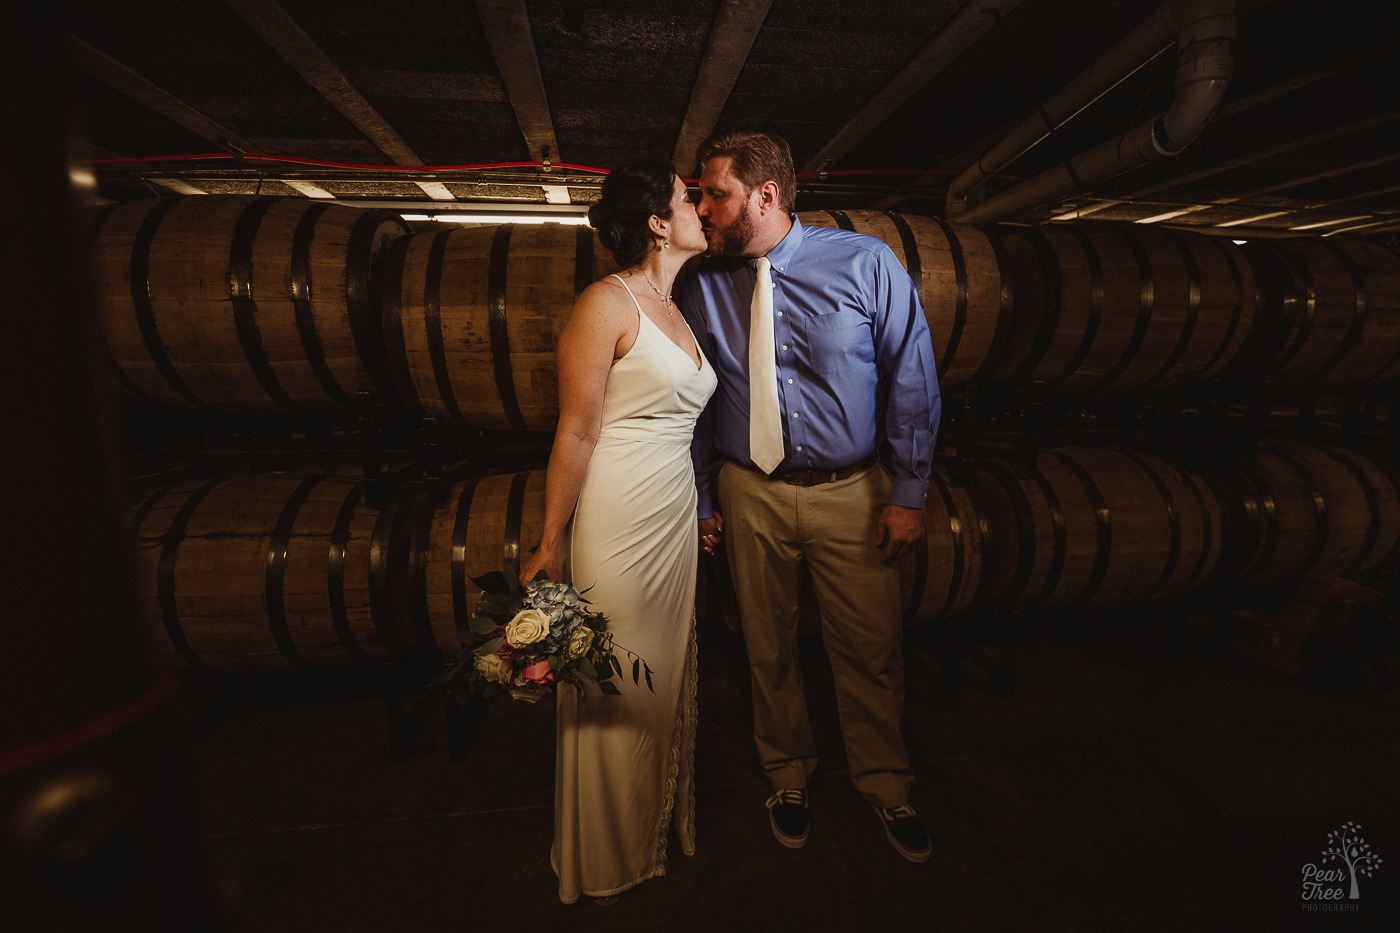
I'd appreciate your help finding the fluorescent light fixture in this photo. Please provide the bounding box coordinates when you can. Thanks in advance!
[1289,214,1368,231]
[1135,208,1195,224]
[149,177,206,196]
[1218,211,1288,227]
[1232,239,1248,245]
[542,185,572,204]
[399,212,590,225]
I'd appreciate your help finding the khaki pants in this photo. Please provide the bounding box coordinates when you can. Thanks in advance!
[718,460,914,808]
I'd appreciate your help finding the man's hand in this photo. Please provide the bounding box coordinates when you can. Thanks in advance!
[877,504,924,563]
[699,511,725,556]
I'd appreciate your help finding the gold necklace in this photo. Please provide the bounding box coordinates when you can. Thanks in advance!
[640,271,674,313]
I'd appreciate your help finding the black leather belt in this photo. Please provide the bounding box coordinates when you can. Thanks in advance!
[730,453,878,487]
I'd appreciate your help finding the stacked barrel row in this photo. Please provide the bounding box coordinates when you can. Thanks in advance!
[131,439,1399,671]
[92,198,1400,426]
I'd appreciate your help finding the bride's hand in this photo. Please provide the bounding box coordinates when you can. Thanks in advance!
[699,511,724,556]
[519,543,561,587]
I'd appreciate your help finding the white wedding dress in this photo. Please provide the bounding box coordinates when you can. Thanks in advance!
[553,275,716,903]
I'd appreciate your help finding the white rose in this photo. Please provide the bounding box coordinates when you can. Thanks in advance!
[565,626,595,661]
[504,608,551,647]
[473,652,513,685]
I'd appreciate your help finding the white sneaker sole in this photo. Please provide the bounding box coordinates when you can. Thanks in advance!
[769,811,809,849]
[874,807,931,863]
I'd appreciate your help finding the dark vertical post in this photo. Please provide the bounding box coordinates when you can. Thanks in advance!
[0,9,218,931]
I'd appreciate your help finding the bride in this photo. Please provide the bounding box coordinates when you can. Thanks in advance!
[518,161,716,905]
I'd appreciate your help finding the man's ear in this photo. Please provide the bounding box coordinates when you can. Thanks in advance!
[757,180,781,216]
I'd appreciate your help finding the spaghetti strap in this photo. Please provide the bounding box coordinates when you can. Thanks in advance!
[609,273,645,321]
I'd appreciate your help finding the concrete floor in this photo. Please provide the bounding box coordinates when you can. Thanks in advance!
[180,611,1400,933]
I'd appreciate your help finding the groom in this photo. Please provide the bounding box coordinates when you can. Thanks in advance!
[682,130,941,863]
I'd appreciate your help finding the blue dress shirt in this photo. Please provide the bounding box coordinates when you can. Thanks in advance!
[682,214,941,518]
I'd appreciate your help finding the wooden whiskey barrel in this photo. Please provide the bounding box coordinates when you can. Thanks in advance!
[382,226,620,431]
[91,197,408,412]
[966,447,1224,612]
[798,210,1011,386]
[1229,441,1400,585]
[1243,237,1400,387]
[131,473,408,671]
[416,470,549,656]
[899,470,985,625]
[992,223,1258,393]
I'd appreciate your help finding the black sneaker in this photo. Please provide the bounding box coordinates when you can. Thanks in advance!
[765,789,809,848]
[873,803,931,863]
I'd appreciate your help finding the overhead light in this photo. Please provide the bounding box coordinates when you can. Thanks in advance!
[1289,215,1368,231]
[1218,211,1289,227]
[1232,239,1248,245]
[1135,208,1196,224]
[399,211,590,225]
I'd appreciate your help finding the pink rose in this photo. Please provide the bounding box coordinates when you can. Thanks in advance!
[519,660,555,685]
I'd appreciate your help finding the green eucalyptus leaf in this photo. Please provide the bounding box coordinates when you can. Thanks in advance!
[468,613,500,636]
[644,665,653,692]
[631,657,640,684]
[598,680,621,696]
[473,636,504,657]
[469,571,510,595]
[577,657,597,680]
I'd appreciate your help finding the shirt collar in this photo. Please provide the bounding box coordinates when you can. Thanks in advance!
[754,212,803,275]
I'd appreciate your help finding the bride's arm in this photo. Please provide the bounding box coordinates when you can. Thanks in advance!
[520,283,632,585]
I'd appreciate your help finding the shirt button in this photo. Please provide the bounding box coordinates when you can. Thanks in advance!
[781,344,788,351]
[776,311,782,317]
[796,445,803,452]
[791,412,799,418]
[786,378,793,384]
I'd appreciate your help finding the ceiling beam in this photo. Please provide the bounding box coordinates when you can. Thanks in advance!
[1058,110,1400,221]
[1103,151,1400,225]
[475,0,561,165]
[801,0,1024,174]
[66,35,257,153]
[1057,36,1400,221]
[672,0,773,173]
[224,0,419,165]
[221,0,451,201]
[148,178,209,195]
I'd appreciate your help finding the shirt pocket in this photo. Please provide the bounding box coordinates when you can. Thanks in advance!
[802,309,872,374]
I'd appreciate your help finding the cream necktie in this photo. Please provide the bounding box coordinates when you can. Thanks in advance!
[748,257,784,474]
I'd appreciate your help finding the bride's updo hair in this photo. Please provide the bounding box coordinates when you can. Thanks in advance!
[587,160,677,268]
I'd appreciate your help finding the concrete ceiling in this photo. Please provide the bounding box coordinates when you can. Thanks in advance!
[69,0,1400,238]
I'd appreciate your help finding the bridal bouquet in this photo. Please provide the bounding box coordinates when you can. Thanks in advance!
[436,570,653,703]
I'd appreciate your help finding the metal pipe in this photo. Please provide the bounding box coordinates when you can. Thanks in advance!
[947,0,1236,224]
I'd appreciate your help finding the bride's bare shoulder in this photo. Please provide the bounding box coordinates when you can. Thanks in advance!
[573,276,636,315]
[565,276,637,332]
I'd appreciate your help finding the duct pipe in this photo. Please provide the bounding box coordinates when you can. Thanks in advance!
[947,0,1235,224]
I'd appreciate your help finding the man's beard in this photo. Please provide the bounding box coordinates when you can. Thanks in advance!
[703,201,756,257]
